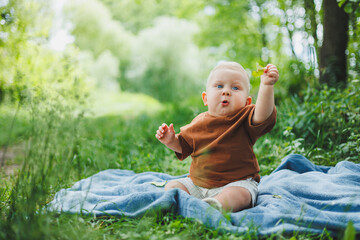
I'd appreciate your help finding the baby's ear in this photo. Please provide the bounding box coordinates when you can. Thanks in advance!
[246,96,252,105]
[202,91,208,106]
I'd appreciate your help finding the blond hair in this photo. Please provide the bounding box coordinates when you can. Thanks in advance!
[206,61,250,92]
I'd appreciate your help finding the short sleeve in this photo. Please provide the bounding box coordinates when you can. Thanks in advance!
[175,134,193,160]
[173,114,205,160]
[246,106,277,144]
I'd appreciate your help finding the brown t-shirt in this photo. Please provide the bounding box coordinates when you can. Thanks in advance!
[175,104,276,188]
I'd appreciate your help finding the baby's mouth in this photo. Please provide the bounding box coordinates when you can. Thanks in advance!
[221,100,229,106]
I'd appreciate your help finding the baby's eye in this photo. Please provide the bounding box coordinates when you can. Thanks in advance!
[232,86,239,90]
[217,85,223,89]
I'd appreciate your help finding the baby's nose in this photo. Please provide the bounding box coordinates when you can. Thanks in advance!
[222,90,230,96]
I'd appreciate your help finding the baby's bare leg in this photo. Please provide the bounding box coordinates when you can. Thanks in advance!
[164,180,190,194]
[214,186,251,212]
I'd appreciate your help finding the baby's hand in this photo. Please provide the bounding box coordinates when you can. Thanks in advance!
[261,64,279,85]
[156,123,176,145]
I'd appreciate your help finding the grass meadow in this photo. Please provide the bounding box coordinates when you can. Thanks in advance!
[0,83,359,239]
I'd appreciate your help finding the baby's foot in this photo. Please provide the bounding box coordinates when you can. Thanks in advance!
[203,197,223,212]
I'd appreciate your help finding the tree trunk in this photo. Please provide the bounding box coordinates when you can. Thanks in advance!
[319,0,349,86]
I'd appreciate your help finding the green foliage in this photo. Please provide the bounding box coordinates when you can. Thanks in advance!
[0,105,30,147]
[197,1,263,66]
[126,16,209,102]
[65,0,213,101]
[63,0,133,62]
[0,85,86,239]
[62,0,135,92]
[275,59,317,100]
[0,0,49,102]
[279,81,360,164]
[0,0,89,106]
[99,0,177,33]
[78,50,120,91]
[0,88,199,239]
[99,0,203,34]
[67,0,359,103]
[343,0,360,79]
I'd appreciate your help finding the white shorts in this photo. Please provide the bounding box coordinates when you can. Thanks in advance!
[174,177,258,207]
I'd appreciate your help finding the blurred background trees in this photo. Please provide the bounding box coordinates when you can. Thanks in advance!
[0,0,88,106]
[0,0,359,104]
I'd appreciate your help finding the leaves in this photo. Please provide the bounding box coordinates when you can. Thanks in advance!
[338,0,348,7]
[150,181,167,187]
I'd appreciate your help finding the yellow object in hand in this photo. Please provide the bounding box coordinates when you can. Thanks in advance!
[252,63,265,77]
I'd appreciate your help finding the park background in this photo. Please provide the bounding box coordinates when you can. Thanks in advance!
[0,0,359,239]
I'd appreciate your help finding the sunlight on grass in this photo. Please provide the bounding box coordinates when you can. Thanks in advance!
[87,89,163,118]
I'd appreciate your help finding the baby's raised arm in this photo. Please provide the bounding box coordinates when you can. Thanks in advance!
[252,64,279,125]
[155,123,182,153]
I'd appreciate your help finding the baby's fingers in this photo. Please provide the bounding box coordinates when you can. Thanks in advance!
[268,69,279,77]
[156,133,162,140]
[158,123,168,133]
[156,123,168,139]
[264,64,276,73]
[156,128,162,136]
[169,123,175,133]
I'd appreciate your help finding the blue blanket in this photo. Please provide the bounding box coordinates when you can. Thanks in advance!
[48,154,360,236]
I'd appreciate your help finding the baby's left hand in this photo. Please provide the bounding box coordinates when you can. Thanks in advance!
[261,64,279,85]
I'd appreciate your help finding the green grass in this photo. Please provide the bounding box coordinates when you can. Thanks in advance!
[0,85,359,239]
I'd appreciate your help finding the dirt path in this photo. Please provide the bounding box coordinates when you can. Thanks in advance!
[0,146,22,177]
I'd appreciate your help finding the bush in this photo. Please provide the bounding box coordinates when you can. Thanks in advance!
[78,50,120,91]
[63,0,133,62]
[126,16,209,102]
[0,0,90,106]
[279,80,360,164]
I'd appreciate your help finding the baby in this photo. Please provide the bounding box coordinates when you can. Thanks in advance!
[156,61,279,212]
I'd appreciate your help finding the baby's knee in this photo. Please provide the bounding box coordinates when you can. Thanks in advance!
[164,180,190,194]
[164,180,177,190]
[222,187,251,205]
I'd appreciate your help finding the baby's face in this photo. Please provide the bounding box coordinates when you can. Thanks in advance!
[203,68,251,117]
